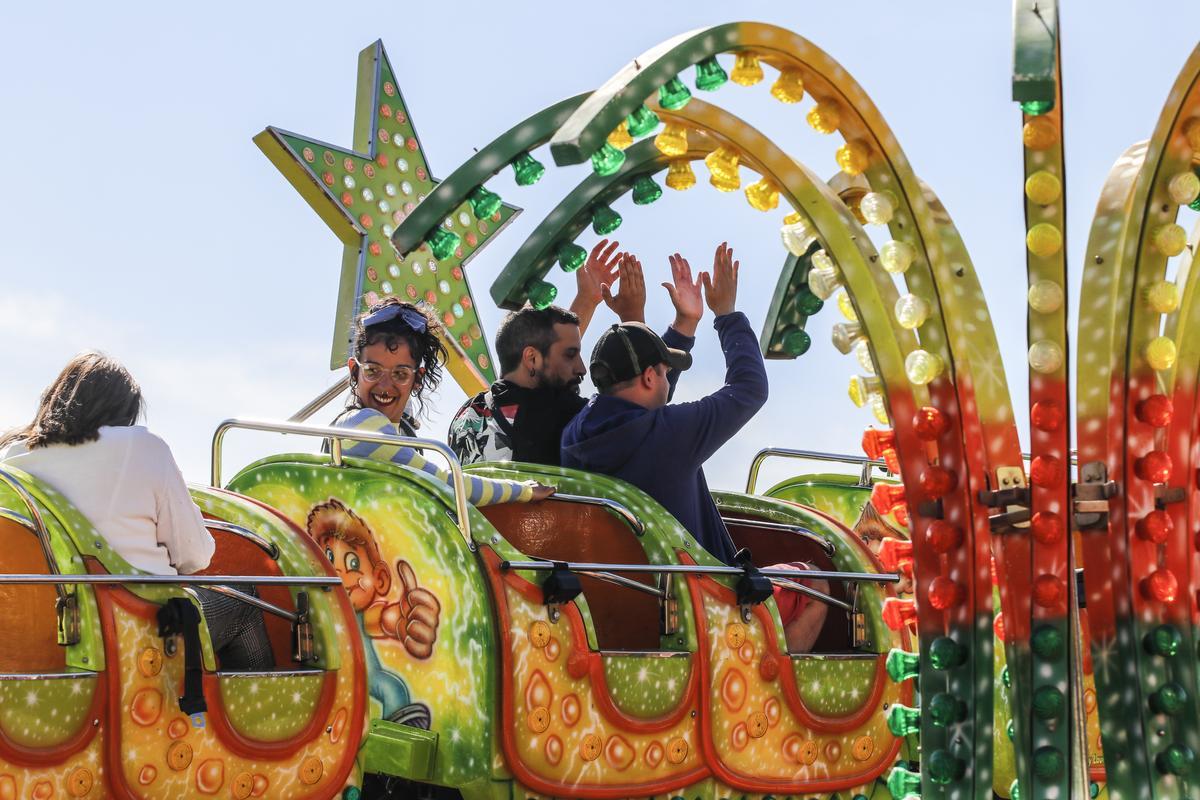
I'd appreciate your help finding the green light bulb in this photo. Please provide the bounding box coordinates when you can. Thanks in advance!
[426,227,461,260]
[341,787,362,800]
[1006,719,1014,741]
[1151,682,1189,716]
[1010,779,1021,800]
[928,693,963,727]
[632,174,663,205]
[796,289,823,316]
[467,185,502,219]
[927,750,965,785]
[591,204,622,235]
[591,142,626,176]
[929,636,965,671]
[1145,624,1182,656]
[556,242,587,273]
[782,329,811,356]
[1031,625,1064,660]
[526,278,557,310]
[886,648,920,683]
[510,151,546,186]
[1034,746,1064,779]
[1020,99,1054,116]
[1001,665,1011,687]
[626,104,660,137]
[694,56,728,91]
[886,704,921,737]
[659,76,692,110]
[886,766,922,798]
[1157,743,1195,776]
[1033,686,1064,721]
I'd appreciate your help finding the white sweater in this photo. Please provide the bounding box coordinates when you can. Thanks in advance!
[0,426,215,575]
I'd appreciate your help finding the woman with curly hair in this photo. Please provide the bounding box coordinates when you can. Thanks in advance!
[334,297,554,504]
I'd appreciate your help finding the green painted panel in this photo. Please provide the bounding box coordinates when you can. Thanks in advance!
[0,676,97,748]
[218,672,325,742]
[792,657,877,716]
[601,655,692,718]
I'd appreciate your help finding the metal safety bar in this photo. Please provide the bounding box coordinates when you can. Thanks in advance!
[288,376,352,423]
[211,418,471,546]
[551,493,645,536]
[501,560,899,583]
[0,575,341,587]
[720,516,836,556]
[770,576,851,612]
[205,520,281,560]
[199,584,297,622]
[576,570,665,599]
[745,448,888,494]
[0,468,72,610]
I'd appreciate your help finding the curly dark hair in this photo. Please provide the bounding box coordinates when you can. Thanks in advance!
[0,352,144,450]
[348,297,448,418]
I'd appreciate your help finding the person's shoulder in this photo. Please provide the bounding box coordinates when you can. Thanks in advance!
[106,426,179,465]
[335,407,391,429]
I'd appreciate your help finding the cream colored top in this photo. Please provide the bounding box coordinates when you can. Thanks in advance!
[1,425,215,574]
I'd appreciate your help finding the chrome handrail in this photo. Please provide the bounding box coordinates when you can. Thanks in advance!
[576,570,665,599]
[0,468,71,607]
[200,584,297,622]
[501,560,899,583]
[211,418,471,547]
[745,448,887,494]
[205,519,281,560]
[770,576,851,612]
[288,376,351,423]
[0,574,341,587]
[0,508,37,534]
[720,516,836,556]
[550,493,645,536]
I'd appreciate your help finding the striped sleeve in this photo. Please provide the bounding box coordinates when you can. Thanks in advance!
[334,408,534,506]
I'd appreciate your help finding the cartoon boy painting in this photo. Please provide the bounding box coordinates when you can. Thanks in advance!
[307,498,441,728]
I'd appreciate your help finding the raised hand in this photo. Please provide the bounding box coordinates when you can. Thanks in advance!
[700,242,739,317]
[663,252,704,337]
[601,253,647,323]
[570,239,622,333]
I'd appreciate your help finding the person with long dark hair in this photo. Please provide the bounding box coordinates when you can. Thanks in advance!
[332,297,555,504]
[0,353,273,669]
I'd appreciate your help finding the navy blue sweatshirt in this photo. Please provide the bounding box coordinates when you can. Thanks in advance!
[561,312,769,565]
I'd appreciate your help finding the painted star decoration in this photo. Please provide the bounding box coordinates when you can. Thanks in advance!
[255,40,517,392]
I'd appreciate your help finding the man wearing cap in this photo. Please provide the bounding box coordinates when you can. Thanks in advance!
[562,243,766,565]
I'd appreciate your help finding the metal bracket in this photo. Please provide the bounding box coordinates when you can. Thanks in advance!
[55,593,80,647]
[659,574,678,637]
[848,583,871,649]
[981,467,1030,533]
[739,604,753,623]
[1155,485,1186,508]
[292,591,315,664]
[1074,462,1119,530]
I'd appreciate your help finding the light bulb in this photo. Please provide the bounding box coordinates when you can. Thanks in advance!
[1026,223,1063,257]
[808,266,842,300]
[879,240,915,274]
[731,52,765,86]
[1168,172,1200,206]
[781,218,817,256]
[806,101,841,134]
[854,338,876,374]
[871,393,891,424]
[1023,118,1058,150]
[831,322,864,355]
[836,140,871,175]
[1153,223,1188,257]
[1145,281,1180,314]
[905,349,944,385]
[1145,336,1177,371]
[770,68,805,102]
[607,121,633,150]
[1028,340,1064,373]
[1028,280,1064,313]
[1025,171,1062,205]
[894,293,931,329]
[744,177,780,211]
[848,375,881,408]
[654,123,688,157]
[705,147,741,192]
[837,291,858,321]
[665,160,697,191]
[860,192,895,225]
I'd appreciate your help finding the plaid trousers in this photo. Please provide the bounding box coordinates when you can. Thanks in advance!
[196,588,275,671]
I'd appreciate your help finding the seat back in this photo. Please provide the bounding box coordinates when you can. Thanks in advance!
[481,500,661,651]
[0,515,65,672]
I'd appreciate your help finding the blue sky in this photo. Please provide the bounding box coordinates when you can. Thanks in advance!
[1,2,1197,492]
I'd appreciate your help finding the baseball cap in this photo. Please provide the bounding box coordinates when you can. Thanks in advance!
[590,322,692,390]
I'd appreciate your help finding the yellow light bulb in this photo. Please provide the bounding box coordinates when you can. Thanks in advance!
[705,147,741,192]
[837,291,858,322]
[780,218,816,256]
[1028,340,1064,374]
[1145,336,1177,371]
[731,52,765,86]
[836,140,871,175]
[871,393,891,425]
[811,249,834,272]
[854,339,876,375]
[664,159,697,191]
[808,266,841,300]
[894,293,931,329]
[1168,172,1200,206]
[1027,280,1064,314]
[1022,118,1058,151]
[879,240,916,274]
[607,121,633,150]
[905,349,944,386]
[806,101,841,134]
[1145,280,1180,314]
[860,192,895,225]
[848,375,880,408]
[1153,223,1188,256]
[1184,118,1200,153]
[744,177,780,211]
[1026,223,1063,257]
[654,123,689,157]
[770,68,805,103]
[783,211,802,225]
[1024,171,1062,205]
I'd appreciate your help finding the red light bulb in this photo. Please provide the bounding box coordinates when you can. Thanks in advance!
[1029,455,1063,488]
[1135,451,1173,483]
[871,482,908,515]
[925,520,962,553]
[877,538,914,575]
[1034,574,1064,608]
[1030,511,1064,545]
[1143,569,1179,603]
[1136,510,1173,544]
[1030,400,1064,431]
[913,406,948,441]
[927,576,963,610]
[893,505,911,527]
[862,428,901,474]
[1136,394,1174,428]
[993,610,1005,641]
[919,466,958,499]
[882,598,918,631]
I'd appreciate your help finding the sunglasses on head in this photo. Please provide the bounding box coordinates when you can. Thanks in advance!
[362,304,428,333]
